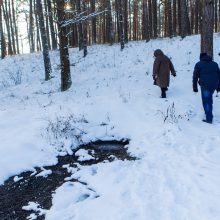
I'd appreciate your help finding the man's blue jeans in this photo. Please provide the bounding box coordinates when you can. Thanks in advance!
[201,88,215,123]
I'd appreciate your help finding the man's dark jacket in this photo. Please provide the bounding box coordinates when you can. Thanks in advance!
[193,55,220,91]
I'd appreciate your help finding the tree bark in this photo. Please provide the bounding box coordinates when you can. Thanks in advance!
[91,0,97,44]
[118,0,124,49]
[8,0,16,54]
[36,0,52,81]
[179,0,191,37]
[47,0,57,49]
[106,0,114,44]
[152,0,157,38]
[0,1,6,58]
[2,1,13,55]
[44,0,51,50]
[148,0,152,38]
[57,0,72,91]
[76,0,84,50]
[201,0,214,57]
[173,0,177,36]
[12,0,19,54]
[30,0,35,52]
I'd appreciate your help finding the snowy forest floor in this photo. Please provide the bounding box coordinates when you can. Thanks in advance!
[1,34,220,220]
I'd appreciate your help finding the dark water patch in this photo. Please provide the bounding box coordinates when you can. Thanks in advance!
[0,139,134,220]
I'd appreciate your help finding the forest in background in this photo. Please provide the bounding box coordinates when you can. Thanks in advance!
[0,0,219,56]
[0,0,217,91]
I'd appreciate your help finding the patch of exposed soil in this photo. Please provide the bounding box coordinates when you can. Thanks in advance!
[0,139,135,220]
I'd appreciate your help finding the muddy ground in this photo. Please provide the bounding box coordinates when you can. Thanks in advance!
[0,140,135,220]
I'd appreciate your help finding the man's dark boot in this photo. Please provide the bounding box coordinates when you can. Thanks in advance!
[202,119,212,124]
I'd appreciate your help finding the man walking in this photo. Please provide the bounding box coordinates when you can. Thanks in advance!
[153,49,176,98]
[193,53,220,124]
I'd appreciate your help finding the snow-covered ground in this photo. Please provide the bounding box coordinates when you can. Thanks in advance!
[1,34,220,220]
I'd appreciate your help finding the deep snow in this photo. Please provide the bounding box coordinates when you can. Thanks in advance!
[1,34,220,220]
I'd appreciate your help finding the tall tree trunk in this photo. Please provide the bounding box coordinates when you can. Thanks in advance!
[106,0,114,44]
[148,0,152,38]
[2,1,13,55]
[123,0,128,43]
[133,0,138,40]
[34,0,42,51]
[12,0,19,54]
[91,0,97,44]
[195,0,199,34]
[201,0,214,57]
[129,0,132,40]
[47,0,57,49]
[76,0,84,50]
[219,0,220,31]
[36,0,52,81]
[30,0,35,52]
[152,0,157,38]
[118,0,124,49]
[83,0,87,57]
[44,0,51,50]
[179,0,191,37]
[57,0,72,91]
[214,0,217,32]
[142,0,150,41]
[167,0,172,37]
[69,0,78,47]
[0,2,6,58]
[190,0,195,34]
[116,0,119,42]
[173,0,177,36]
[8,0,16,54]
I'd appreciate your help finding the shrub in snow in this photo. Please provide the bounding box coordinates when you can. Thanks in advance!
[45,114,88,151]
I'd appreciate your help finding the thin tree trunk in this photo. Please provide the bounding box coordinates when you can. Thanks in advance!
[143,0,150,41]
[118,0,124,49]
[36,0,52,80]
[152,0,157,38]
[148,0,152,38]
[34,0,42,51]
[57,0,72,91]
[173,0,177,36]
[76,0,84,50]
[83,0,87,57]
[167,0,172,37]
[91,0,97,44]
[30,0,35,52]
[0,2,6,58]
[214,0,217,32]
[195,0,199,34]
[179,0,191,37]
[47,0,57,49]
[190,0,195,34]
[106,0,114,44]
[201,0,214,57]
[124,0,128,43]
[133,0,138,40]
[8,0,16,54]
[129,0,132,40]
[44,0,51,50]
[12,0,19,54]
[2,1,13,55]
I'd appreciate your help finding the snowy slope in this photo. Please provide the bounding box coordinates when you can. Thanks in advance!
[1,34,220,220]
